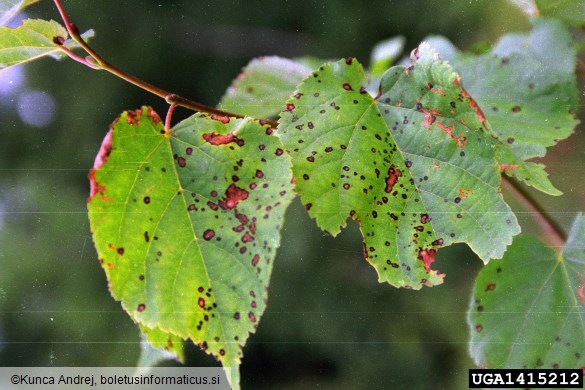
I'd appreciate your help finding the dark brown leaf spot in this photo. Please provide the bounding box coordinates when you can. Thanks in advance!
[203,229,215,241]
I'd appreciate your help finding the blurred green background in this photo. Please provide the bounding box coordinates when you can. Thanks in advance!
[1,1,584,388]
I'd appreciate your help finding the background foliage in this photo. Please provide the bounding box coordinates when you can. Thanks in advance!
[1,0,584,388]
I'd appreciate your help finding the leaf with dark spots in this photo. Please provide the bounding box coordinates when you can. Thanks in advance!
[438,19,579,196]
[88,107,294,388]
[278,44,519,289]
[0,16,95,70]
[219,56,312,119]
[469,221,585,371]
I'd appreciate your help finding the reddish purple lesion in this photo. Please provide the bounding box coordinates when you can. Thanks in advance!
[454,78,487,128]
[417,248,436,272]
[384,165,403,193]
[219,184,249,210]
[88,129,113,201]
[202,131,244,147]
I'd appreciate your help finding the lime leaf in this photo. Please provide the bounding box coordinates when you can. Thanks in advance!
[511,0,585,26]
[88,108,294,389]
[468,228,585,371]
[370,36,405,77]
[139,324,185,365]
[278,45,519,289]
[449,19,579,195]
[0,18,67,69]
[219,56,312,119]
[0,0,39,26]
[564,214,585,265]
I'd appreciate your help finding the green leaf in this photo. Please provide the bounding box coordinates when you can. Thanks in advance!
[138,324,185,365]
[88,108,294,389]
[219,56,312,119]
[564,214,585,265]
[278,45,520,289]
[511,0,585,26]
[369,36,405,77]
[448,19,579,195]
[0,18,67,69]
[0,0,39,26]
[468,228,585,371]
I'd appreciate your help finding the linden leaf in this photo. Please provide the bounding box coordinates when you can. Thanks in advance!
[0,19,67,68]
[438,19,579,195]
[0,0,39,26]
[87,108,294,389]
[0,18,94,69]
[511,0,585,26]
[139,324,185,364]
[219,56,312,119]
[278,45,519,289]
[468,226,585,370]
[369,36,405,77]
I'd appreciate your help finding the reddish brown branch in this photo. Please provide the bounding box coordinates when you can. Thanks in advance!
[52,0,279,128]
[502,176,566,252]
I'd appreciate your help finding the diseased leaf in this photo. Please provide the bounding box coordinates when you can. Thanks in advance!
[0,19,67,69]
[0,17,94,69]
[219,56,312,119]
[0,0,39,26]
[444,19,579,195]
[468,229,585,371]
[88,108,294,389]
[278,45,519,289]
[511,0,585,26]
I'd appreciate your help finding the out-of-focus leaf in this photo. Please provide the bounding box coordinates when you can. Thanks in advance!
[468,225,585,371]
[278,45,519,289]
[138,324,185,367]
[369,36,405,77]
[0,0,38,26]
[511,0,585,25]
[88,107,294,389]
[564,214,585,265]
[219,56,312,119]
[433,19,579,195]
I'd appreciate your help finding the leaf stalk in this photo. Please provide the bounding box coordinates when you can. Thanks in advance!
[52,0,279,128]
[502,176,566,252]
